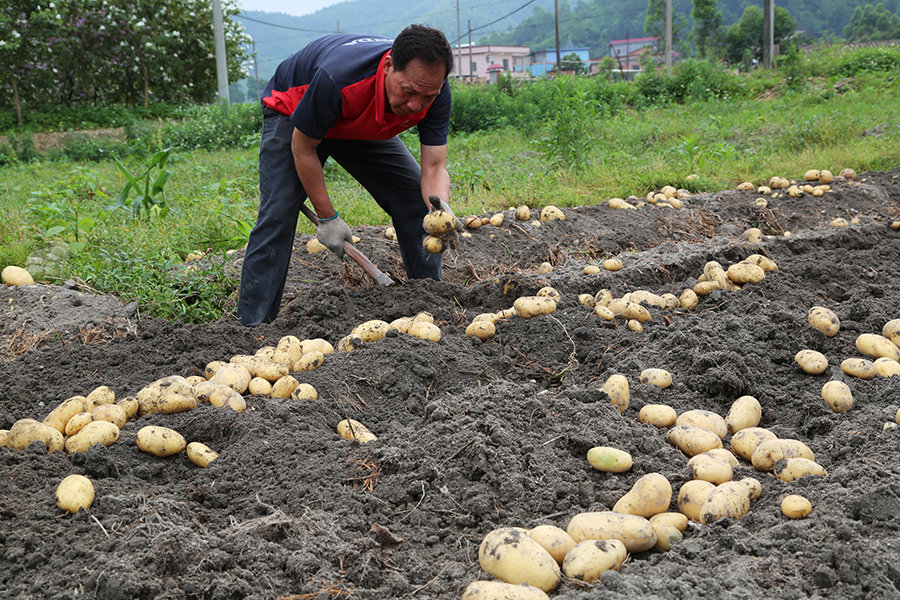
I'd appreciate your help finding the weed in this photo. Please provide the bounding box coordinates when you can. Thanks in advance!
[114,149,173,219]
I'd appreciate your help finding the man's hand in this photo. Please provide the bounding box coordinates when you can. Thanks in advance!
[428,195,463,248]
[317,214,353,258]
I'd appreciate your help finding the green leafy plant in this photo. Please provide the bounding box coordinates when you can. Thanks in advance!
[540,76,595,172]
[114,148,172,218]
[27,167,108,253]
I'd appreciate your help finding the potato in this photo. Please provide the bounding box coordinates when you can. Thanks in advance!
[197,382,242,408]
[730,427,778,461]
[628,290,668,309]
[208,363,252,393]
[205,360,226,379]
[726,263,765,284]
[699,480,755,525]
[272,335,304,366]
[337,418,377,443]
[43,395,87,434]
[6,418,58,452]
[478,527,561,592]
[136,375,195,408]
[293,350,325,372]
[56,474,94,514]
[1,265,34,286]
[612,473,672,518]
[874,357,900,377]
[841,358,877,379]
[352,319,391,342]
[651,521,683,551]
[750,438,814,471]
[649,512,688,532]
[515,206,531,221]
[594,289,612,307]
[117,397,139,420]
[490,213,504,227]
[566,511,657,552]
[291,383,317,401]
[255,346,277,360]
[608,299,651,322]
[781,494,813,519]
[636,404,675,428]
[808,306,840,337]
[139,392,197,416]
[795,349,828,374]
[594,305,615,320]
[244,358,289,383]
[186,442,219,468]
[736,181,755,191]
[247,377,273,396]
[513,296,556,319]
[705,448,739,467]
[855,333,900,361]
[677,480,715,521]
[804,169,820,181]
[65,420,120,454]
[92,404,127,429]
[687,453,733,484]
[607,197,636,209]
[407,321,441,342]
[539,206,565,222]
[603,258,623,271]
[774,457,827,482]
[742,254,778,272]
[84,385,115,411]
[412,311,434,324]
[562,539,627,582]
[136,425,186,457]
[422,235,443,253]
[337,334,364,352]
[0,430,6,447]
[821,380,853,413]
[64,412,94,437]
[583,266,601,275]
[271,375,299,399]
[388,316,413,333]
[460,581,549,600]
[693,280,721,296]
[639,368,672,388]
[666,425,723,457]
[675,410,727,439]
[577,293,596,308]
[186,375,205,386]
[300,338,334,355]
[423,209,455,235]
[599,374,629,414]
[466,321,496,341]
[882,319,900,346]
[223,394,246,413]
[586,446,632,473]
[536,286,561,302]
[526,525,575,567]
[464,216,483,229]
[726,395,762,433]
[306,238,327,253]
[680,288,699,309]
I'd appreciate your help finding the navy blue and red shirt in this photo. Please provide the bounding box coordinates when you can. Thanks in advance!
[262,33,451,146]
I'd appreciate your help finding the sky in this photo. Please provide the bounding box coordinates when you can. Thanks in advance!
[237,0,345,17]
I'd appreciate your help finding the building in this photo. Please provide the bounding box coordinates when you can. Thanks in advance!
[527,47,591,77]
[608,36,660,71]
[451,44,530,82]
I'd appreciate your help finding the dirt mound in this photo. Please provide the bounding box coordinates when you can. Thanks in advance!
[1,168,899,600]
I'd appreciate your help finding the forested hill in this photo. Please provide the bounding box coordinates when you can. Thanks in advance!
[237,0,898,78]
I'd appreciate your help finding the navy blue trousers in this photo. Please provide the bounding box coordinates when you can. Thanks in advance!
[237,108,441,326]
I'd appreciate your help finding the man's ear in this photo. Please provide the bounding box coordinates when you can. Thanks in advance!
[383,53,394,73]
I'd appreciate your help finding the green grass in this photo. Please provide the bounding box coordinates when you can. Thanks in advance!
[1,59,898,323]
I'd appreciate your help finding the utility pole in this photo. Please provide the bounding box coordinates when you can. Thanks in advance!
[336,21,340,33]
[554,0,561,73]
[456,0,462,78]
[763,0,774,69]
[212,0,229,103]
[664,0,672,68]
[468,20,473,81]
[252,38,260,99]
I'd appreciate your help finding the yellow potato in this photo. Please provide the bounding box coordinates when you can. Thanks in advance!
[6,418,59,452]
[742,477,762,500]
[43,395,87,434]
[649,512,688,532]
[730,426,778,461]
[703,261,729,288]
[242,358,289,383]
[726,263,765,284]
[527,525,576,566]
[293,350,325,372]
[750,438,814,471]
[666,425,723,457]
[255,346,276,360]
[578,293,596,307]
[599,374,629,414]
[675,410,727,439]
[539,205,565,222]
[300,338,334,355]
[736,181,755,190]
[855,334,900,361]
[139,392,197,416]
[841,358,877,379]
[185,375,205,386]
[795,349,828,374]
[874,357,900,377]
[412,311,434,324]
[422,235,443,254]
[389,317,413,333]
[821,380,853,413]
[687,453,733,485]
[306,238,327,253]
[116,397,139,420]
[247,377,273,396]
[704,448,739,467]
[607,299,652,323]
[741,254,778,272]
[586,446,633,473]
[725,395,762,433]
[337,418,377,443]
[583,266,601,275]
[136,375,195,408]
[204,360,226,379]
[774,457,827,482]
[594,289,613,307]
[337,334,364,352]
[186,442,219,468]
[612,473,672,518]
[661,293,680,309]
[352,319,391,342]
[651,521,683,551]
[64,412,94,436]
[639,404,677,428]
[515,206,531,221]
[407,321,441,342]
[84,385,115,411]
[1,265,34,286]
[64,420,120,453]
[56,474,94,514]
[562,539,627,582]
[639,368,672,388]
[461,581,550,600]
[223,394,246,413]
[693,281,720,296]
[680,289,699,309]
[628,290,668,309]
[594,305,615,320]
[699,480,754,525]
[478,527,561,592]
[466,321,497,341]
[536,286,560,302]
[291,383,317,401]
[135,425,186,457]
[808,306,840,337]
[210,362,252,393]
[490,213,504,227]
[513,296,557,319]
[677,480,715,521]
[91,404,127,429]
[271,375,299,399]
[272,335,304,366]
[464,216,483,229]
[781,494,813,519]
[566,511,657,552]
[883,319,900,346]
[607,197,636,209]
[423,209,455,235]
[603,258,623,271]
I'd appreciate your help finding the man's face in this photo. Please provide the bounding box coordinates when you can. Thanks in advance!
[383,56,445,117]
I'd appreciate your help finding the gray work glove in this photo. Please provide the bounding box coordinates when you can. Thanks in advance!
[316,214,353,258]
[428,195,463,248]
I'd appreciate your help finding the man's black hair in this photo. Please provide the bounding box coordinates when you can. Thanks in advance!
[392,24,453,78]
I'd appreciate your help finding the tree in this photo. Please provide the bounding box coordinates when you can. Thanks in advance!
[691,0,723,58]
[558,52,587,74]
[0,2,56,125]
[645,0,690,60]
[722,4,797,67]
[844,2,900,41]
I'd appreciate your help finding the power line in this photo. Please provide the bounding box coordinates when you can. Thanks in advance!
[450,0,541,44]
[237,13,333,33]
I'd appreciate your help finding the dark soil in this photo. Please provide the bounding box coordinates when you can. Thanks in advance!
[1,168,899,600]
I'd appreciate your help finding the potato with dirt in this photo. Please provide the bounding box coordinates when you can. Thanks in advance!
[527,525,575,566]
[64,420,120,453]
[725,395,762,433]
[460,581,549,600]
[612,472,672,518]
[566,511,657,552]
[586,446,632,473]
[6,418,61,452]
[562,539,627,582]
[808,306,840,337]
[477,527,561,592]
[136,426,187,457]
[56,474,94,514]
[667,425,723,457]
[599,374,629,414]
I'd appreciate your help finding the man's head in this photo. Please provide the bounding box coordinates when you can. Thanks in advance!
[384,24,453,117]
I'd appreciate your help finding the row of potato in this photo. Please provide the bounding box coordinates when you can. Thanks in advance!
[421,204,566,254]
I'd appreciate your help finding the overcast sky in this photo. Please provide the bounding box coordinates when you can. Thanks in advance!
[237,0,345,17]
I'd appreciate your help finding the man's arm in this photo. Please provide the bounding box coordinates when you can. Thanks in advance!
[420,143,451,208]
[291,128,336,219]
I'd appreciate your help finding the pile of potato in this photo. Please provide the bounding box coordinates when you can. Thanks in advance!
[463,287,564,343]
